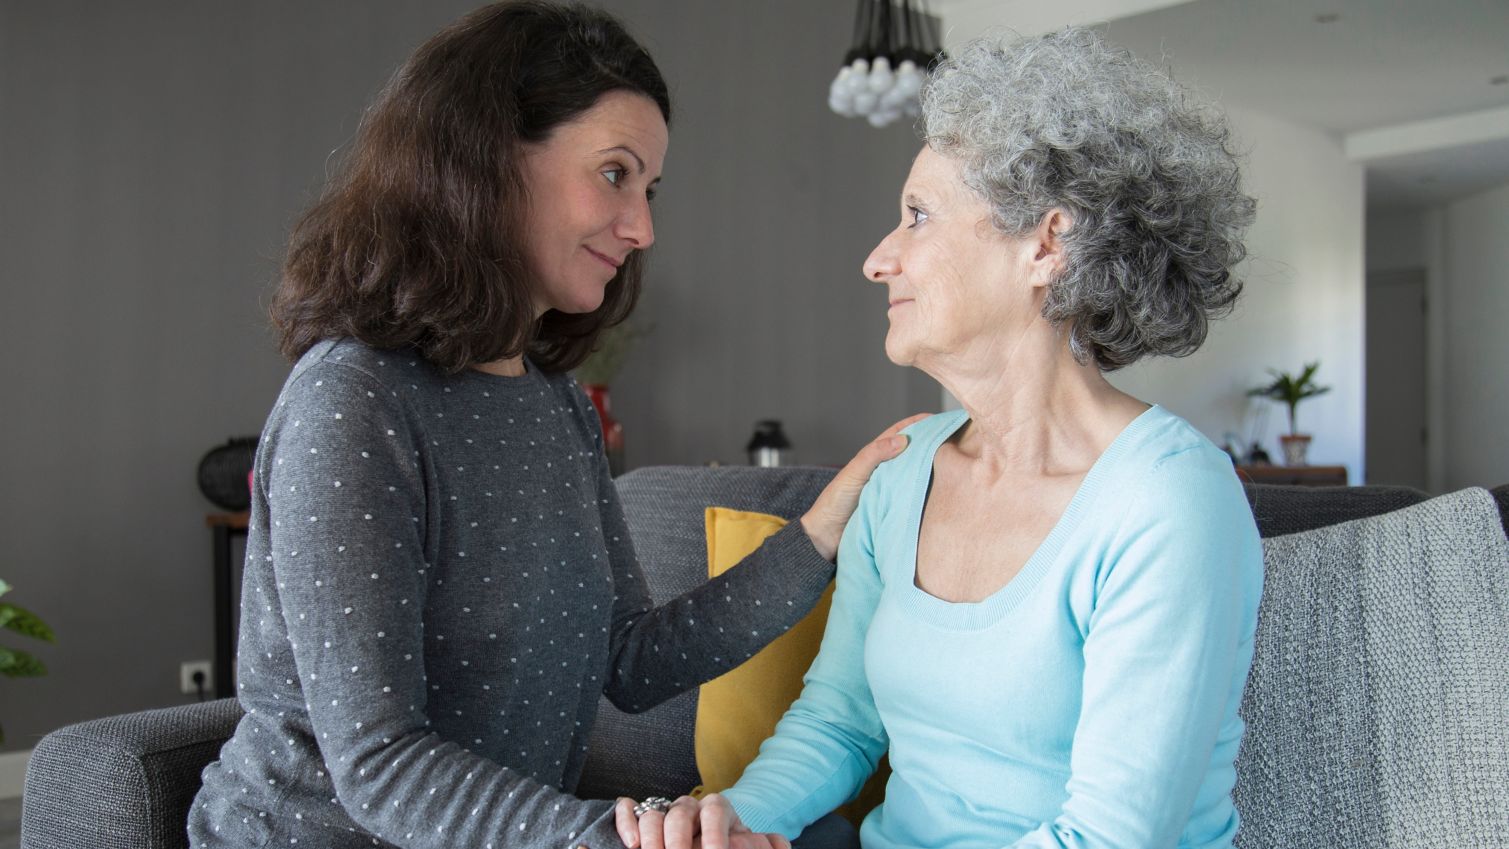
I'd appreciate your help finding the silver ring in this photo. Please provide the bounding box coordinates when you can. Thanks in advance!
[633,796,673,817]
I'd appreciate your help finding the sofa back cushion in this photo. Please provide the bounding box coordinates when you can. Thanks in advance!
[1243,482,1429,537]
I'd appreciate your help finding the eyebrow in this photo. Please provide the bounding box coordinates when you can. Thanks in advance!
[599,145,646,174]
[903,191,926,208]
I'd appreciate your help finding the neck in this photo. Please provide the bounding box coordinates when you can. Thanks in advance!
[922,322,1146,476]
[472,355,528,378]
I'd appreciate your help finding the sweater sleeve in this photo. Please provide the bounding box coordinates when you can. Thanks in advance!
[720,474,891,839]
[264,363,621,849]
[1009,447,1262,849]
[562,384,839,715]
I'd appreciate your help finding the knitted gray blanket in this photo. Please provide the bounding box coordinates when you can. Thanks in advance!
[1236,487,1509,848]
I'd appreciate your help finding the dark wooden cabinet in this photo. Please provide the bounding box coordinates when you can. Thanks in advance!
[1236,465,1349,487]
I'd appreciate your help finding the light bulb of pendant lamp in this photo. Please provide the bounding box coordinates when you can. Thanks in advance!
[867,56,894,93]
[845,59,870,95]
[829,68,857,116]
[867,108,900,128]
[853,89,879,115]
[879,83,911,110]
[895,60,923,95]
[830,65,852,96]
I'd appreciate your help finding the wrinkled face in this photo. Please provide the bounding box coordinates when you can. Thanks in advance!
[862,145,1033,368]
[519,90,668,317]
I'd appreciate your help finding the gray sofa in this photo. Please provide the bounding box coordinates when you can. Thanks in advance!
[21,465,1509,849]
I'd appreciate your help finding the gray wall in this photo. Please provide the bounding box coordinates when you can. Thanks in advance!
[0,1,927,751]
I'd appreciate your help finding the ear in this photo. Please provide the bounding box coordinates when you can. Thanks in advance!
[1026,209,1071,288]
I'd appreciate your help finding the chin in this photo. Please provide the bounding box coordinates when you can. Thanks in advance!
[556,287,608,315]
[883,332,916,367]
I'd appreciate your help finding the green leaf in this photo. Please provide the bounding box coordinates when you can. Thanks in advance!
[0,645,47,677]
[1,604,56,642]
[0,579,10,599]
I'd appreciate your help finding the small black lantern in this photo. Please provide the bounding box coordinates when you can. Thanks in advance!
[746,420,792,467]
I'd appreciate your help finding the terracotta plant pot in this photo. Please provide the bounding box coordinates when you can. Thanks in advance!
[1279,434,1312,467]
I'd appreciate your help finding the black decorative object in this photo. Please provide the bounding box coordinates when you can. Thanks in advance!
[746,420,793,467]
[198,437,259,511]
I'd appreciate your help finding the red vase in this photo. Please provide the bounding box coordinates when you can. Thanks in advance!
[583,384,626,477]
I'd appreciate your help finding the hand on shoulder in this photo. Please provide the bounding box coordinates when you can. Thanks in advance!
[800,414,928,561]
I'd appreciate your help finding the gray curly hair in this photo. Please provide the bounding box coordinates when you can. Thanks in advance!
[921,27,1256,370]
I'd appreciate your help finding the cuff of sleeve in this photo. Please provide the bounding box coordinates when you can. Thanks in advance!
[762,520,838,597]
[559,798,620,848]
[721,788,789,840]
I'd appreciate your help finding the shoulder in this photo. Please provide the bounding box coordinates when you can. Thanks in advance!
[281,339,422,400]
[1098,408,1260,574]
[850,410,966,526]
[875,410,967,488]
[1115,407,1243,501]
[267,340,446,446]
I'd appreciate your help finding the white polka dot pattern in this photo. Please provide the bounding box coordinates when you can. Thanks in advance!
[188,339,834,849]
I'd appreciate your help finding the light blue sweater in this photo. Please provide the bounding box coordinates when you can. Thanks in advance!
[724,407,1263,849]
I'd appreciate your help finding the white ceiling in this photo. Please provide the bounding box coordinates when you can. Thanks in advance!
[930,0,1509,211]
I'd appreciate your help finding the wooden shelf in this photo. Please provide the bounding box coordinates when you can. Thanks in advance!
[1236,465,1348,487]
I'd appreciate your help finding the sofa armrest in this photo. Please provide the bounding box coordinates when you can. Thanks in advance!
[21,698,243,849]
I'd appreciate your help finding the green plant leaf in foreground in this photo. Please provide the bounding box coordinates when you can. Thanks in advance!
[0,645,48,677]
[1,603,57,642]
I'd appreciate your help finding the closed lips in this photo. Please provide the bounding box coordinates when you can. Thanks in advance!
[587,248,623,268]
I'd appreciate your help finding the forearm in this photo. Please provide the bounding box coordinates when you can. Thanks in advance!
[603,521,835,711]
[723,513,889,839]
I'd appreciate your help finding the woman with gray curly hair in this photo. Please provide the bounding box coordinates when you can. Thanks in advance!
[618,27,1262,849]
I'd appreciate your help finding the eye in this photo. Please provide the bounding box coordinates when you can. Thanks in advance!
[907,205,929,228]
[601,167,625,187]
[646,186,658,203]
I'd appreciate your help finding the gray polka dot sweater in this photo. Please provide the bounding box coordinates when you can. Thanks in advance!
[188,339,835,849]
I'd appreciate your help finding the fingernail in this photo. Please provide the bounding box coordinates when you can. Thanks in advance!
[892,434,910,451]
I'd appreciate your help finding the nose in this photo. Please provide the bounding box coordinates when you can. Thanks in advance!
[862,230,900,283]
[616,194,655,249]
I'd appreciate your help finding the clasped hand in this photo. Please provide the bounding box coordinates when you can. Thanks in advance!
[614,794,789,849]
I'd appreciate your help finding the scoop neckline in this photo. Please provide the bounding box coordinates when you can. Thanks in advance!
[896,405,1162,629]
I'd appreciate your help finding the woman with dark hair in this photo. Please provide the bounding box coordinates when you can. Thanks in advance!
[187,4,912,848]
[624,27,1263,849]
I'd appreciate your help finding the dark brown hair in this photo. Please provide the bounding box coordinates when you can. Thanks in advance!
[271,1,671,373]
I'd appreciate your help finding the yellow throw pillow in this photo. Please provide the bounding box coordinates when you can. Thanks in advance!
[694,507,888,828]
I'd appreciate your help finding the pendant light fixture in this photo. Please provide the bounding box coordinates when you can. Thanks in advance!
[828,0,944,128]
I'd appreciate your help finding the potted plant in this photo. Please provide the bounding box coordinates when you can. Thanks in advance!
[1,578,57,745]
[1247,361,1331,466]
[573,323,649,477]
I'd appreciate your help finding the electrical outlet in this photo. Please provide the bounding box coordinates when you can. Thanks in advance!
[180,660,213,695]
